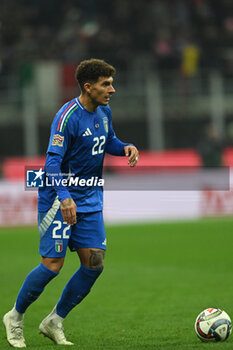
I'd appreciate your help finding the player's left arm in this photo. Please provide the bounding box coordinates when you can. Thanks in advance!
[105,107,139,167]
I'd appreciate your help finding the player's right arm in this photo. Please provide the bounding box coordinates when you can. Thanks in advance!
[45,102,78,225]
[45,153,77,225]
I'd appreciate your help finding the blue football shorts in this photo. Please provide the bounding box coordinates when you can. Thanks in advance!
[38,198,106,258]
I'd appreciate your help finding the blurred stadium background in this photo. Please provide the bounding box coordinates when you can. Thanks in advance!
[1,0,233,225]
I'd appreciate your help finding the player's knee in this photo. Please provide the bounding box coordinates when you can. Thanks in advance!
[89,249,105,270]
[41,257,64,273]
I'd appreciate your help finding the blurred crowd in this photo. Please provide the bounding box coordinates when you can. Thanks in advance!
[1,0,233,76]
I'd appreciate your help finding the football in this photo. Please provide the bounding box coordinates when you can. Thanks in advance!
[195,308,232,342]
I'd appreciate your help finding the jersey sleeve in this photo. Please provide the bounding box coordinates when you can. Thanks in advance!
[47,103,78,158]
[45,152,71,202]
[105,107,133,156]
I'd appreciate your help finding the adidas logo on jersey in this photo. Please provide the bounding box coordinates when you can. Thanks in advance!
[82,128,92,136]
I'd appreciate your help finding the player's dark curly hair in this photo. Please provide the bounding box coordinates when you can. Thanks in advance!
[75,59,116,92]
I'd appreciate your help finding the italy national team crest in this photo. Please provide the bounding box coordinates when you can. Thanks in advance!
[55,240,63,253]
[103,117,108,133]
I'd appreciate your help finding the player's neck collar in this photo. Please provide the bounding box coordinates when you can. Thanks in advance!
[76,97,84,110]
[76,97,96,114]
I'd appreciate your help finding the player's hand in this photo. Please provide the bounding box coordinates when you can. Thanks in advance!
[124,145,139,167]
[60,197,77,226]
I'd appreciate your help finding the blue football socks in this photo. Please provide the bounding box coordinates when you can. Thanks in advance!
[56,264,102,318]
[15,263,58,313]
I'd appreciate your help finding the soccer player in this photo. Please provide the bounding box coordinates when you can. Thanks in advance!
[3,59,139,347]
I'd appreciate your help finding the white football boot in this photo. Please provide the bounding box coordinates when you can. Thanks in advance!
[3,309,26,348]
[39,311,74,345]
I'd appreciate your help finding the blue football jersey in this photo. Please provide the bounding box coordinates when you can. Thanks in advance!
[38,97,129,212]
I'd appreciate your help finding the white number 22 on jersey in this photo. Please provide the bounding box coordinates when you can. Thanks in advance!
[92,136,106,155]
[52,220,70,239]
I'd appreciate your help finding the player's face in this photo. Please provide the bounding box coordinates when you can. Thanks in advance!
[88,76,115,106]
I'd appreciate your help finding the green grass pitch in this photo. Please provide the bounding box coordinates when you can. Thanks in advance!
[1,218,233,349]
